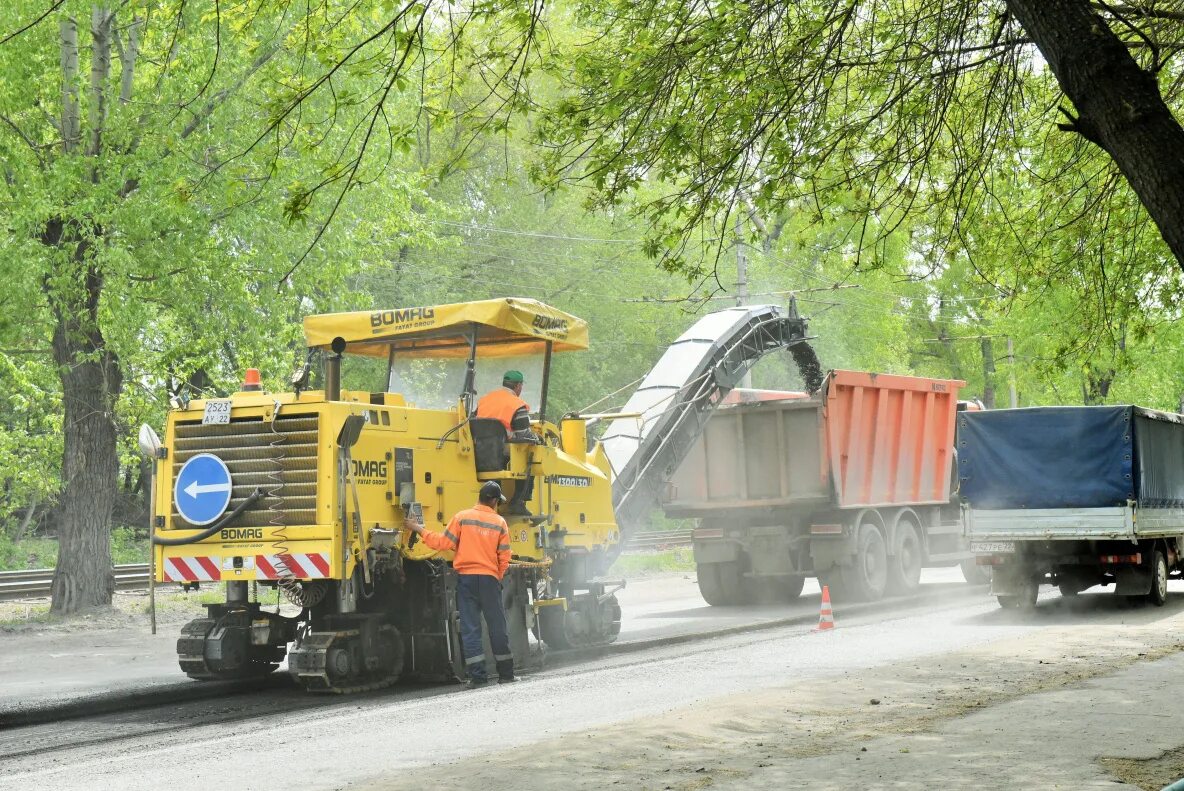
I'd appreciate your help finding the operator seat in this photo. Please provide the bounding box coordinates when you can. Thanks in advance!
[470,418,510,472]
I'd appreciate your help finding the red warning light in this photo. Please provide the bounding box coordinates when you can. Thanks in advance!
[243,368,262,391]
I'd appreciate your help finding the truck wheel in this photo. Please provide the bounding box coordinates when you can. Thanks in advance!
[781,574,806,602]
[696,562,748,606]
[998,577,1038,610]
[848,522,889,601]
[887,522,923,596]
[1148,549,1168,607]
[960,559,991,586]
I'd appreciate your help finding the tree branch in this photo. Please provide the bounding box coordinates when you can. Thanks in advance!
[0,0,66,47]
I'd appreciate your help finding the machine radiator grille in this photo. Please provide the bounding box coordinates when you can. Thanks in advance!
[171,414,320,528]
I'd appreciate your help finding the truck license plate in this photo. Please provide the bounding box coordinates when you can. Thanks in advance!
[971,541,1015,554]
[202,399,232,425]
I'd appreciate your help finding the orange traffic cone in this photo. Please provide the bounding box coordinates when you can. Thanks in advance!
[813,585,835,632]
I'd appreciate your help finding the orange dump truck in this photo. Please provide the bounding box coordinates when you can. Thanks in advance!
[665,370,976,604]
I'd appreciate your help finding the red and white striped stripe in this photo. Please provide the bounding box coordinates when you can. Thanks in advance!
[255,553,331,580]
[163,555,222,582]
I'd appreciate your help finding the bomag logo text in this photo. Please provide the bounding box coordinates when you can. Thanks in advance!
[370,307,435,328]
[532,315,569,333]
[351,459,389,479]
[221,528,263,541]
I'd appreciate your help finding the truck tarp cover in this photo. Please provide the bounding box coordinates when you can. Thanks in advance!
[957,406,1135,509]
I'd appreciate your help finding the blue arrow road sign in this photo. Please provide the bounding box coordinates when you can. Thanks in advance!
[174,453,234,526]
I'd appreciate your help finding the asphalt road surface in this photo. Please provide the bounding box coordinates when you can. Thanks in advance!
[8,573,1180,790]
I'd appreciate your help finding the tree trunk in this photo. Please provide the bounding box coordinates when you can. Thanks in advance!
[59,16,80,154]
[1006,0,1184,272]
[1083,366,1114,405]
[14,495,39,543]
[45,223,122,613]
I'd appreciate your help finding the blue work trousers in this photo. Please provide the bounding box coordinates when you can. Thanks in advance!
[457,573,512,681]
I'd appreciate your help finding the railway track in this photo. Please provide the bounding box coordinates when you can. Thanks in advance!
[0,532,688,602]
[624,529,693,550]
[0,564,150,601]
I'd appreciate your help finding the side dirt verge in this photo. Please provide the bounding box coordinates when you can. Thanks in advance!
[368,613,1184,791]
[1102,745,1184,791]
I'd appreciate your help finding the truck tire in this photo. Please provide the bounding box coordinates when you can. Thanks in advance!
[696,562,748,606]
[781,574,806,602]
[997,577,1038,610]
[887,522,923,596]
[753,574,806,603]
[960,559,991,586]
[847,522,889,601]
[1148,549,1168,607]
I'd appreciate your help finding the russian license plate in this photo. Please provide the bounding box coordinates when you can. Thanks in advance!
[971,541,1015,554]
[202,399,232,425]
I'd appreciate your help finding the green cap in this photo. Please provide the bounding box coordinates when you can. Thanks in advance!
[503,370,524,384]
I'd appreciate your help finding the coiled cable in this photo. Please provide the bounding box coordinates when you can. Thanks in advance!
[267,401,325,609]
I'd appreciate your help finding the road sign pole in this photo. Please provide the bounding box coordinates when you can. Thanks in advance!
[148,460,157,636]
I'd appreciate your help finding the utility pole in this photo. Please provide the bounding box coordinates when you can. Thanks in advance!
[1007,336,1018,408]
[980,337,996,409]
[735,213,749,308]
[735,213,751,388]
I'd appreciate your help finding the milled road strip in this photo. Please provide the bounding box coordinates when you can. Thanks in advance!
[0,580,977,729]
[367,598,1184,791]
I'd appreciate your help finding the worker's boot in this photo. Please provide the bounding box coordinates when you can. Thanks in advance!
[496,659,516,684]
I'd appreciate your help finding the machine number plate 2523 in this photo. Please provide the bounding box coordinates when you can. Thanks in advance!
[971,541,1015,554]
[202,399,232,425]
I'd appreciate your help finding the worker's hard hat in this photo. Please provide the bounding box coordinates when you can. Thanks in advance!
[479,481,507,503]
[502,370,524,384]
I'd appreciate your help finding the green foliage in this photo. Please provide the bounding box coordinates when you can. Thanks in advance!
[0,535,58,572]
[0,527,147,571]
[610,547,695,576]
[4,0,1184,561]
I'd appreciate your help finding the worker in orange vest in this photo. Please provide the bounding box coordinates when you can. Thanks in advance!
[408,481,515,687]
[476,370,531,433]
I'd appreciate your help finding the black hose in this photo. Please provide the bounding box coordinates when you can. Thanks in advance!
[152,488,266,546]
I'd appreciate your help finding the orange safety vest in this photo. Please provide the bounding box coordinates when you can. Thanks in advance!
[476,387,529,432]
[419,504,511,579]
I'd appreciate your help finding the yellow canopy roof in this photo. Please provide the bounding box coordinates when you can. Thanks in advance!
[303,297,589,359]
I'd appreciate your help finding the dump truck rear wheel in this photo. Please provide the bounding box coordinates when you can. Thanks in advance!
[780,574,805,602]
[696,561,748,606]
[887,522,923,596]
[847,523,888,601]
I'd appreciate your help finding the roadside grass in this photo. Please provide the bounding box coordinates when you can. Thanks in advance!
[611,547,695,576]
[0,527,149,572]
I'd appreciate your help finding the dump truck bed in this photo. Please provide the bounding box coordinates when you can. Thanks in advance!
[666,369,963,515]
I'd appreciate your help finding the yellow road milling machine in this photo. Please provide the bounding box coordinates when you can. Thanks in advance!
[151,298,622,692]
[149,297,816,692]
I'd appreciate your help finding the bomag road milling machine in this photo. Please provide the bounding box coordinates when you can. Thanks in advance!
[150,298,623,692]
